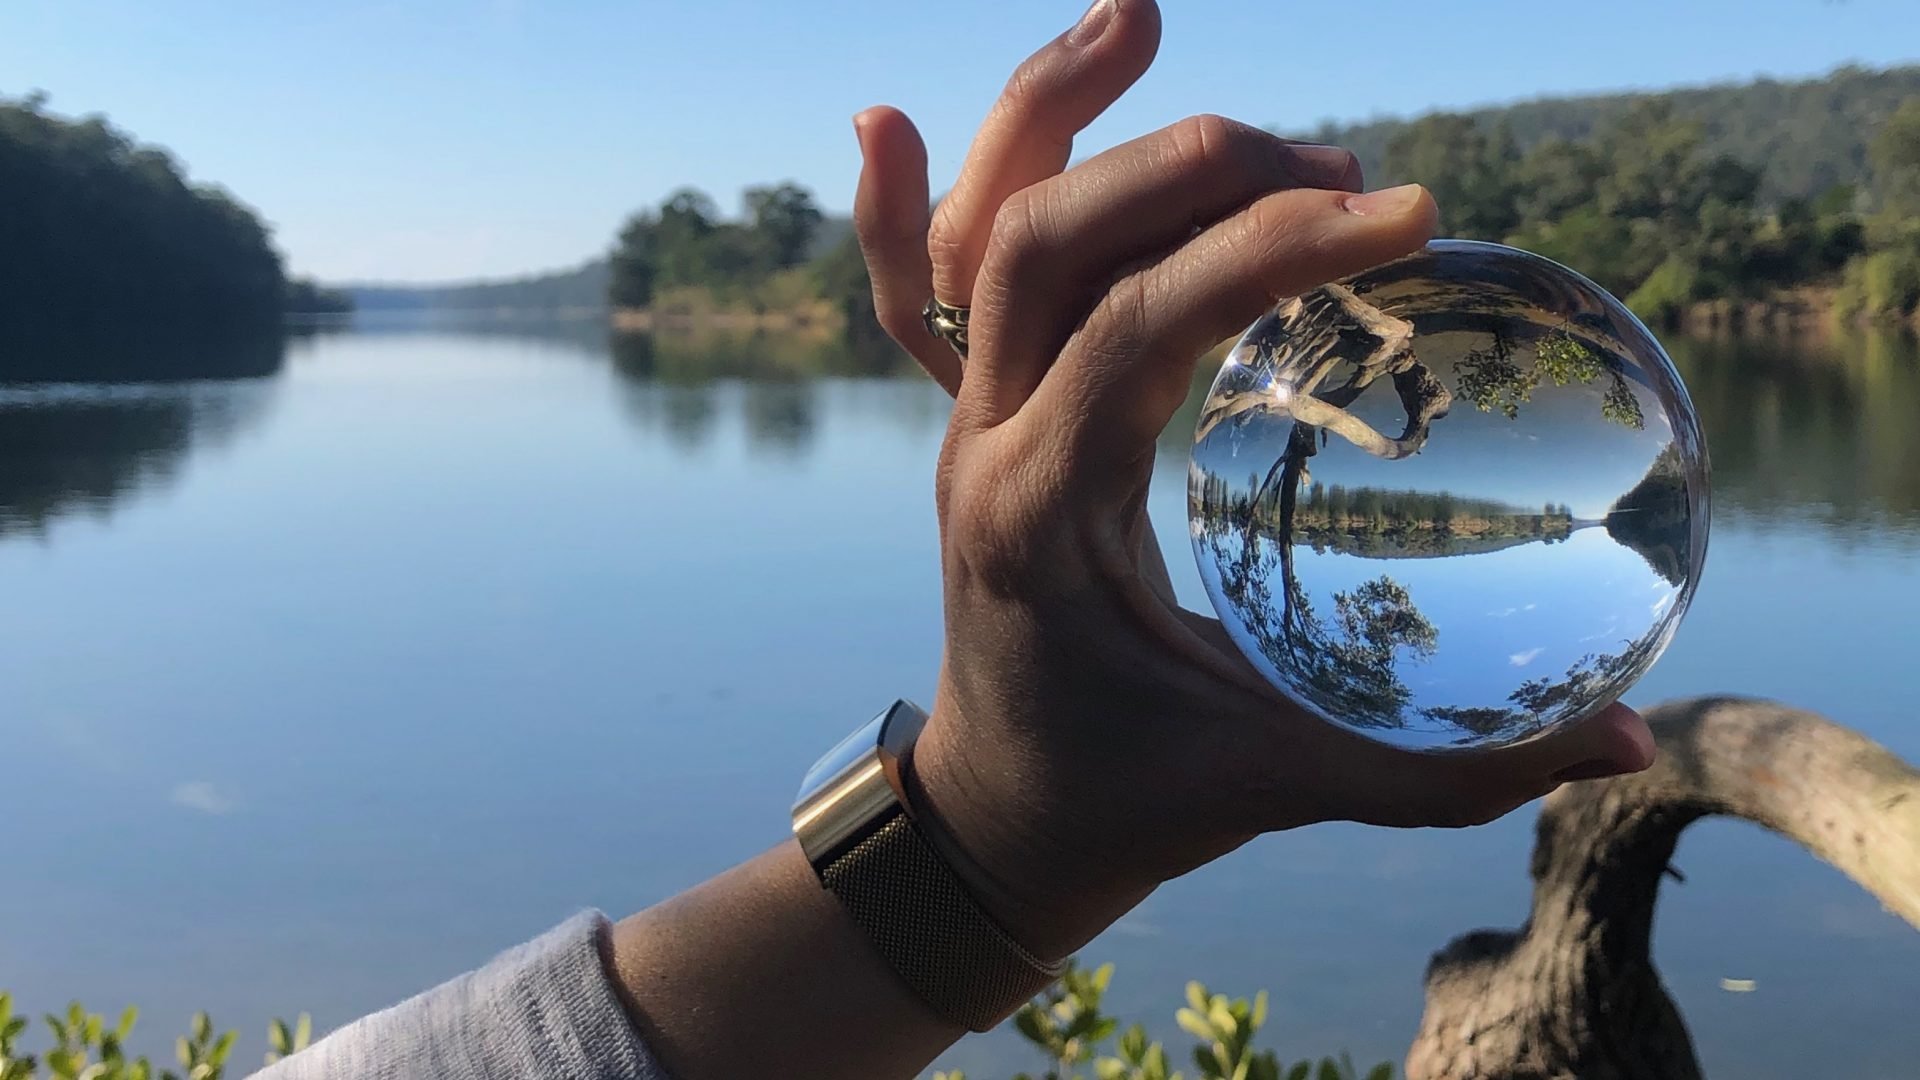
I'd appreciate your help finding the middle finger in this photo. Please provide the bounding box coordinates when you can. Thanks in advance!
[927,0,1162,308]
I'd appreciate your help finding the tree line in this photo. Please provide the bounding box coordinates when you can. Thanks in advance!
[1304,64,1920,208]
[0,94,344,345]
[605,182,879,339]
[1193,470,1574,535]
[1372,94,1920,324]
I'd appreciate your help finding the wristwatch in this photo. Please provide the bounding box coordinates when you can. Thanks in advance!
[791,699,1065,1031]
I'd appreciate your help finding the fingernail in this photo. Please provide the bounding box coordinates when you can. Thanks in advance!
[1066,0,1115,46]
[1284,143,1357,188]
[1551,758,1631,783]
[1344,183,1424,216]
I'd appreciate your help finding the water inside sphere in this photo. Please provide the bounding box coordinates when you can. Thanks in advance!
[1188,240,1708,750]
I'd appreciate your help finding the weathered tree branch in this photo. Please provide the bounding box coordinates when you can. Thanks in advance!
[1405,697,1920,1080]
[1195,286,1420,444]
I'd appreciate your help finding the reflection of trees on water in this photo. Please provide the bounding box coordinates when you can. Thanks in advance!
[0,325,286,536]
[1201,514,1437,728]
[1672,332,1920,534]
[611,329,918,455]
[0,381,279,538]
[742,381,817,453]
[1196,471,1581,559]
[0,323,287,383]
[1420,636,1665,743]
[609,327,909,383]
[1605,444,1692,585]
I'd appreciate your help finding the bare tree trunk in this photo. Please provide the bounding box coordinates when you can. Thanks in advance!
[1406,697,1920,1080]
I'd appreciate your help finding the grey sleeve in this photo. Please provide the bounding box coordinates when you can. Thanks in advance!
[251,912,673,1080]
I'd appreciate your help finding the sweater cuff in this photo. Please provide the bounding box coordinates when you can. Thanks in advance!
[253,911,672,1080]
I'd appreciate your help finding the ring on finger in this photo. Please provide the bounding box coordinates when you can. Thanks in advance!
[922,297,971,360]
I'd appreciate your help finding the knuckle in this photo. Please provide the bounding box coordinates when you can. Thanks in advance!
[1084,271,1153,357]
[1228,198,1315,294]
[926,200,969,280]
[983,191,1053,277]
[1000,54,1064,132]
[1168,113,1263,178]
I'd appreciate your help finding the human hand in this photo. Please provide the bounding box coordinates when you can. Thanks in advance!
[851,0,1655,959]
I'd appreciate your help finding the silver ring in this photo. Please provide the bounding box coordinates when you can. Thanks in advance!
[922,297,970,359]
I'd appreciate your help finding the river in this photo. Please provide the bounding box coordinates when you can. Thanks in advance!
[2,322,1916,1078]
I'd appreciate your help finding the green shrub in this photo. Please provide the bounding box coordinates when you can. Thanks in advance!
[0,994,309,1080]
[933,962,1391,1080]
[5,963,1381,1080]
[1837,246,1920,321]
[1863,247,1920,316]
[1625,255,1700,326]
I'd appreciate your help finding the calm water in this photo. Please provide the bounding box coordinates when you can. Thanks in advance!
[3,324,1917,1078]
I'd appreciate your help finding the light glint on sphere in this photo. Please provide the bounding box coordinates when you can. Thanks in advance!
[1188,240,1709,750]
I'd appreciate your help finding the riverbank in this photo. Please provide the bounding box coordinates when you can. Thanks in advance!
[1677,284,1920,337]
[610,298,843,335]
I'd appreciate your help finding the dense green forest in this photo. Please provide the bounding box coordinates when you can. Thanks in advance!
[1296,64,1920,204]
[0,93,336,378]
[605,183,879,339]
[0,96,327,328]
[1326,88,1920,325]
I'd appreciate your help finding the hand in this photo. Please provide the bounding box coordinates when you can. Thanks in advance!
[852,0,1655,959]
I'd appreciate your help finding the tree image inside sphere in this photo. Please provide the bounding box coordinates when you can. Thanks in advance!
[1189,241,1708,750]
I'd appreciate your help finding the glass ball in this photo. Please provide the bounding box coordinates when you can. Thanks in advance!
[1188,240,1708,750]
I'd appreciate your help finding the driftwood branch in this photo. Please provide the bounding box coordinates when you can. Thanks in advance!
[1195,286,1425,445]
[1406,697,1920,1080]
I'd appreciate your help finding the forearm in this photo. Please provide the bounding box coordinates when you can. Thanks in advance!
[604,840,962,1080]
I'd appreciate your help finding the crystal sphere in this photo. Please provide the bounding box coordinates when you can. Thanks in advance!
[1188,240,1708,750]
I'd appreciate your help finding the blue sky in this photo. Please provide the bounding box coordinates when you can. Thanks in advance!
[6,0,1916,283]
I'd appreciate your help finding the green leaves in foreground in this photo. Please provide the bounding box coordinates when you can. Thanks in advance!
[0,993,311,1080]
[5,965,1382,1080]
[934,962,1392,1080]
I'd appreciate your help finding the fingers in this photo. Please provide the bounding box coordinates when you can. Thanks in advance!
[1419,702,1656,828]
[962,115,1363,425]
[1517,701,1657,782]
[1282,700,1656,832]
[1035,183,1439,463]
[928,0,1161,307]
[853,107,962,394]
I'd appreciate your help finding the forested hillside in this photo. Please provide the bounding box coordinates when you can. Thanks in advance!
[1294,63,1920,203]
[0,96,284,331]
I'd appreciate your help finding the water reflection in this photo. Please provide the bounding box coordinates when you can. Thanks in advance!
[1671,332,1920,534]
[1,327,288,538]
[0,323,288,383]
[609,328,915,457]
[0,380,279,538]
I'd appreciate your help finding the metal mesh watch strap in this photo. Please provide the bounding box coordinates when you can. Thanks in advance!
[819,811,1065,1031]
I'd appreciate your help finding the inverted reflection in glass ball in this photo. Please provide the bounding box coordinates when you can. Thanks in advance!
[1188,240,1708,750]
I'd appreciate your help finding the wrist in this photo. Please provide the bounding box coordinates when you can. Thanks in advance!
[904,701,1157,961]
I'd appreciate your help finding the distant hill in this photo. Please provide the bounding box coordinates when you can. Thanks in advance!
[342,259,612,315]
[340,216,854,316]
[1292,63,1920,204]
